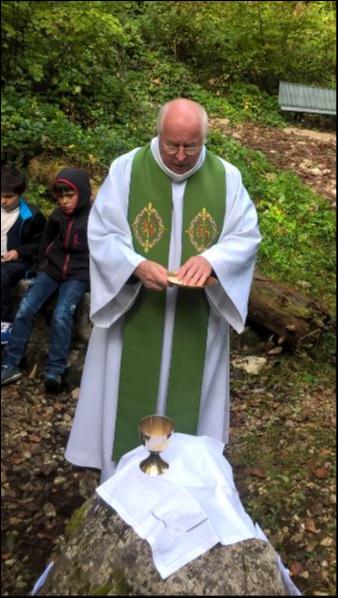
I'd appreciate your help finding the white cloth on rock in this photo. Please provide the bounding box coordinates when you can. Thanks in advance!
[96,433,301,595]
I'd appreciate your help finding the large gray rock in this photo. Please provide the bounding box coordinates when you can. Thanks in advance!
[39,496,291,596]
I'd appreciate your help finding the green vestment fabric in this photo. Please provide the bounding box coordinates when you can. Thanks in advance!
[113,145,226,461]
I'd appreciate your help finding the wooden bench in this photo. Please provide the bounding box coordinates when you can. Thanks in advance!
[278,81,336,116]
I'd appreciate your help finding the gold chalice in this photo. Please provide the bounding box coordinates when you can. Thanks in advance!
[139,415,175,476]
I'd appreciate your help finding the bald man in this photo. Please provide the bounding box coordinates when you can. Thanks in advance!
[65,98,262,482]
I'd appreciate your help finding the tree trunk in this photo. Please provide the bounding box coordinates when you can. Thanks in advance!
[248,270,331,347]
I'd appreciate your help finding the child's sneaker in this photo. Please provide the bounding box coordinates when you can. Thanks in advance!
[43,372,63,393]
[1,365,23,386]
[1,322,13,345]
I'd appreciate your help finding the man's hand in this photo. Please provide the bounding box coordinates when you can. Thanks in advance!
[134,260,169,291]
[176,255,212,287]
[2,250,19,262]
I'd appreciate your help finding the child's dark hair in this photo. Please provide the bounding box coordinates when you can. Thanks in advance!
[52,182,74,196]
[1,165,26,195]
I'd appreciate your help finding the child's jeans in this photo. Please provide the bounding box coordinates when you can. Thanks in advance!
[3,272,88,376]
[1,260,29,322]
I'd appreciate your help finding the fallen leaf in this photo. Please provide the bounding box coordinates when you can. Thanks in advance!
[43,503,56,518]
[286,324,297,332]
[312,467,329,479]
[267,346,283,355]
[246,467,267,478]
[28,434,41,443]
[320,537,333,547]
[71,387,80,399]
[305,518,318,533]
[289,561,303,576]
[28,363,39,379]
[1,553,12,561]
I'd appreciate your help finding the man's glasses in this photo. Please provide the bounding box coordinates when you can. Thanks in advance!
[162,142,202,156]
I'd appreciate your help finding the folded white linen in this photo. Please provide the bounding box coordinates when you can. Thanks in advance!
[96,433,301,594]
[97,434,257,579]
[97,466,219,578]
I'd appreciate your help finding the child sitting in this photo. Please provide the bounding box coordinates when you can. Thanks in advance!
[1,165,46,345]
[1,168,92,393]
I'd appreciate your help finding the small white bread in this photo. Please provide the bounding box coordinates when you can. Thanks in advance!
[167,272,217,288]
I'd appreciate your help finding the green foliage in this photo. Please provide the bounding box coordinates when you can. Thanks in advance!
[2,89,84,160]
[225,83,287,126]
[1,0,336,315]
[2,1,335,129]
[1,87,145,171]
[139,1,336,92]
[25,181,55,217]
[1,1,128,124]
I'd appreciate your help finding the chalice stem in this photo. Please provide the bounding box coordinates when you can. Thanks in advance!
[140,451,169,476]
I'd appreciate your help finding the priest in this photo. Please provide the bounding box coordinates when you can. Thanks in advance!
[65,98,262,482]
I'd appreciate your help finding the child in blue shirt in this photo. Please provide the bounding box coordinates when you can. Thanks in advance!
[1,165,46,344]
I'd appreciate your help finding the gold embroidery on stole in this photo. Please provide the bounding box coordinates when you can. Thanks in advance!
[186,207,218,252]
[132,202,165,253]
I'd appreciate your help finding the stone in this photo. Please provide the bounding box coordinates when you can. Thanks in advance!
[232,355,268,375]
[38,496,291,596]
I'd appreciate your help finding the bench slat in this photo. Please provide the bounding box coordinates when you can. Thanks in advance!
[278,81,336,115]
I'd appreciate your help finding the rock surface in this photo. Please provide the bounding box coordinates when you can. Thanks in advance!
[39,496,291,596]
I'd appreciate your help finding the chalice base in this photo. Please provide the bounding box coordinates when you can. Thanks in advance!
[139,452,169,476]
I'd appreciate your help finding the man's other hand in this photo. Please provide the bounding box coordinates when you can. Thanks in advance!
[177,255,212,287]
[134,260,169,291]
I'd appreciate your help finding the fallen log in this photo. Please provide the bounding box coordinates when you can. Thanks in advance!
[15,271,331,349]
[248,270,332,347]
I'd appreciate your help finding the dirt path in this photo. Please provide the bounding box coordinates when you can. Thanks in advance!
[211,120,336,207]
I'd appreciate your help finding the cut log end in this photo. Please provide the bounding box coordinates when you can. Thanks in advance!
[248,271,332,348]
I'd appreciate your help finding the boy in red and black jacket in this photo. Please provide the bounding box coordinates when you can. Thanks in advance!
[1,168,92,393]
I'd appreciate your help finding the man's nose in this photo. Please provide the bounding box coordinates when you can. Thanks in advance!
[176,146,187,161]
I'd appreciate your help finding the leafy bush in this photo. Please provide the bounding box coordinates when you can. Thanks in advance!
[139,1,336,92]
[1,1,128,124]
[225,83,287,126]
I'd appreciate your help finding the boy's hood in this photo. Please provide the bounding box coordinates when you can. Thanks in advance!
[54,168,91,212]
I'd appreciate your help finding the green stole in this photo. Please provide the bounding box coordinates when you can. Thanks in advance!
[112,144,226,461]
